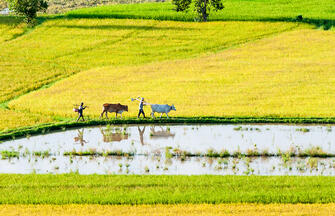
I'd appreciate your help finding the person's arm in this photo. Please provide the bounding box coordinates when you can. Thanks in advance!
[133,97,149,105]
[134,97,141,102]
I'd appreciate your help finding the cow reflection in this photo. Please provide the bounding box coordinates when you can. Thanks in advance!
[74,129,87,146]
[150,126,175,139]
[100,127,128,142]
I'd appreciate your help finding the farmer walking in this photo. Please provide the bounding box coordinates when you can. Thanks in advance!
[131,97,147,118]
[138,97,146,118]
[76,102,87,122]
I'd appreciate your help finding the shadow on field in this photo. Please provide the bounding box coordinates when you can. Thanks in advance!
[66,13,187,21]
[53,23,194,31]
[305,18,335,30]
[0,16,23,26]
[2,13,334,31]
[205,17,335,30]
[0,15,63,27]
[66,12,335,30]
[0,16,47,41]
[244,17,335,30]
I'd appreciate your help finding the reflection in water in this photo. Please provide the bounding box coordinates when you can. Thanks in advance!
[74,129,87,146]
[6,124,335,157]
[4,124,335,175]
[150,126,175,139]
[100,127,128,142]
[138,126,146,145]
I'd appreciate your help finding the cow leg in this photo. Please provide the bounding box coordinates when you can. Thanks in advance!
[160,113,163,119]
[166,113,169,119]
[120,113,123,119]
[115,112,118,118]
[105,111,108,119]
[151,112,155,119]
[100,111,105,119]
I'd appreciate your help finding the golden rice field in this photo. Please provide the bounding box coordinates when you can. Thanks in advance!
[0,18,25,43]
[9,28,335,118]
[1,204,335,215]
[0,19,296,103]
[0,109,52,131]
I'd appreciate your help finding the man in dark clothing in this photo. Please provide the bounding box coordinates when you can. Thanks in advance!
[77,102,87,122]
[131,97,148,118]
[137,97,146,118]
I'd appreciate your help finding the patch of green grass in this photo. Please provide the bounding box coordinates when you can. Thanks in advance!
[234,126,261,131]
[67,1,335,28]
[32,151,50,157]
[167,146,334,158]
[26,146,335,158]
[0,150,19,159]
[1,175,335,204]
[296,128,310,133]
[64,150,135,156]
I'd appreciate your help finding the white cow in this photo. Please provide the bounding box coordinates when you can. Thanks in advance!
[150,104,176,119]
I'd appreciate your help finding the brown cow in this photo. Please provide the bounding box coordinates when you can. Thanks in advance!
[100,103,128,119]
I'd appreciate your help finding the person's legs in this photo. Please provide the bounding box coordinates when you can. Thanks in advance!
[77,111,85,122]
[138,109,145,118]
[77,113,82,122]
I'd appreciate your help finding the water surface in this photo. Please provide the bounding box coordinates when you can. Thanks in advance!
[1,124,335,175]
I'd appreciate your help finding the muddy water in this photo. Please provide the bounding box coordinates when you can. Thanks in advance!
[1,124,335,175]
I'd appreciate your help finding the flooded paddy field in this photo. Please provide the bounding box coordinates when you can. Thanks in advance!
[1,124,335,175]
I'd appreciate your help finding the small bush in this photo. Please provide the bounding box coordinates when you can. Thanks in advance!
[172,0,191,12]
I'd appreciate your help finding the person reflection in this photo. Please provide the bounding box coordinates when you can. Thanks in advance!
[138,126,146,145]
[74,129,87,146]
